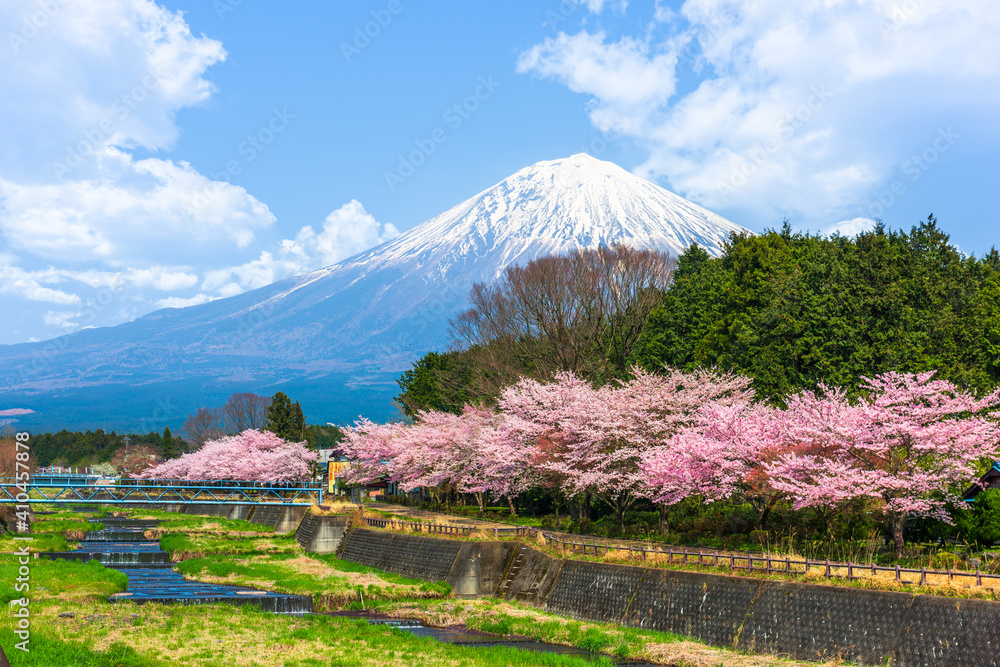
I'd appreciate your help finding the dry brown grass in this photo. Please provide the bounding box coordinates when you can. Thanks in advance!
[309,501,359,516]
[143,528,268,539]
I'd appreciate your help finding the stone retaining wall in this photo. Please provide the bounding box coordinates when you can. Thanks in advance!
[337,528,1000,666]
[339,528,516,597]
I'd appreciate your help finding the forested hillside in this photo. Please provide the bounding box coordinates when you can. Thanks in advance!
[632,216,1000,400]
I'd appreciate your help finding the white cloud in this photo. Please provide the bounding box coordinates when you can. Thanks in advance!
[518,32,678,136]
[0,0,226,177]
[127,267,199,292]
[825,217,878,237]
[43,310,83,330]
[518,0,1000,223]
[0,149,274,262]
[0,263,81,305]
[0,0,290,342]
[296,200,400,269]
[574,0,627,14]
[0,408,35,417]
[203,200,399,293]
[154,294,218,310]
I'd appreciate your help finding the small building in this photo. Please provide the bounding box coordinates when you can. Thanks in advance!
[962,462,1000,502]
[347,476,400,503]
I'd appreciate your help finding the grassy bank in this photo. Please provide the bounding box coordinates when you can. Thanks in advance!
[175,552,451,609]
[0,505,838,665]
[3,602,621,667]
[0,506,108,552]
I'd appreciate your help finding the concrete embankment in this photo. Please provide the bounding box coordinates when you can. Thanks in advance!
[337,527,1000,667]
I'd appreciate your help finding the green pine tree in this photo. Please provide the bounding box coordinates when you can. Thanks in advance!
[264,392,306,441]
[290,401,306,441]
[161,426,178,459]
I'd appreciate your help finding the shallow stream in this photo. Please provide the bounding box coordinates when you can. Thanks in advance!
[44,512,662,664]
[330,611,662,666]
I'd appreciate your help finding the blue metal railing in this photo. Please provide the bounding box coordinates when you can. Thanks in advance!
[0,477,322,506]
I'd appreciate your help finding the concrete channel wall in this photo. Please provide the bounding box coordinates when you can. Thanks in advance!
[338,528,1000,667]
[295,513,351,553]
[339,528,516,597]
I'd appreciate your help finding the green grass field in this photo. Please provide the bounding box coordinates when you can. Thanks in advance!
[0,505,830,666]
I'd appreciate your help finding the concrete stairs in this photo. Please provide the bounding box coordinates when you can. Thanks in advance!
[497,544,529,597]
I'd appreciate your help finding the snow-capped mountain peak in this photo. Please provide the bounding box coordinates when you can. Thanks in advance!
[0,154,749,429]
[320,153,745,288]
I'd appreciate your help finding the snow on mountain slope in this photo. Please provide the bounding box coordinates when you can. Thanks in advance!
[315,152,742,285]
[0,154,750,426]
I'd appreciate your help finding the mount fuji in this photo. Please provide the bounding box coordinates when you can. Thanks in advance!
[0,154,749,431]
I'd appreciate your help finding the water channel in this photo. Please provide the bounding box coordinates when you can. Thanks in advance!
[42,513,661,665]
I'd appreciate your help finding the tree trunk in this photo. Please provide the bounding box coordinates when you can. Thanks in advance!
[506,495,517,517]
[581,492,592,532]
[658,504,671,534]
[608,493,634,534]
[474,492,485,513]
[892,512,906,559]
[750,495,779,531]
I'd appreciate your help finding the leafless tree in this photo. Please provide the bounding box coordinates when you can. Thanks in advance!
[111,444,161,477]
[181,407,226,450]
[451,244,676,386]
[222,393,271,433]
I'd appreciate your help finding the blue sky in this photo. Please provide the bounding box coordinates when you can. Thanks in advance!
[1,0,998,345]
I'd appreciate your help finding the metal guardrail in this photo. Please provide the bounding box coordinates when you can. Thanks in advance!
[0,478,323,506]
[361,516,1000,588]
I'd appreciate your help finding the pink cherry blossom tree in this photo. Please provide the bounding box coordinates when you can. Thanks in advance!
[340,407,538,511]
[642,400,792,530]
[140,429,316,482]
[497,367,753,530]
[765,372,1000,556]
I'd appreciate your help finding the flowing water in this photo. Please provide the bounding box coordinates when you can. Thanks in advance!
[41,516,313,614]
[330,612,662,666]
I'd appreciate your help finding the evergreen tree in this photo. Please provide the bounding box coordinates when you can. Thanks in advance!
[290,401,306,441]
[631,217,1000,400]
[304,424,345,452]
[395,351,477,418]
[162,426,178,459]
[264,392,306,441]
